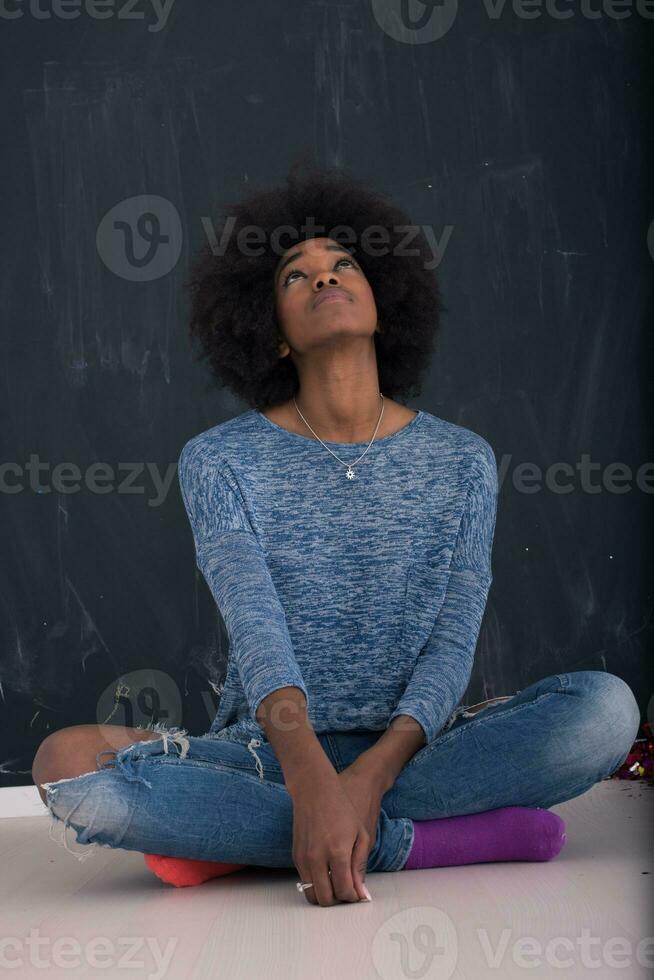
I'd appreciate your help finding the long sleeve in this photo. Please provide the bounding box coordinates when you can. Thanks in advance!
[387,440,498,745]
[178,438,310,723]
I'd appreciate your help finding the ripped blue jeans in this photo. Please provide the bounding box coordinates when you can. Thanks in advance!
[41,671,640,873]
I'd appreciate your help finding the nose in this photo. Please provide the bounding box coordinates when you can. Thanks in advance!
[312,270,341,291]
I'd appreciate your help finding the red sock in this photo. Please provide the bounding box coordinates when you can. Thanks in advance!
[143,853,248,888]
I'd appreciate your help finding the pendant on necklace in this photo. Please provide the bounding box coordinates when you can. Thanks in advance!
[346,467,356,480]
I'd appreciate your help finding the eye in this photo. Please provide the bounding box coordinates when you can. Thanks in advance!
[282,256,358,288]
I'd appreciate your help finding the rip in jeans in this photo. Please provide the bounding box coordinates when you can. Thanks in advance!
[246,738,265,779]
[40,722,192,863]
[441,694,519,734]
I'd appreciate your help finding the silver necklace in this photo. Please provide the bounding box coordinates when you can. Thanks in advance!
[292,392,385,480]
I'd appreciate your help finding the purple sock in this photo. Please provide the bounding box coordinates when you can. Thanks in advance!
[403,806,566,870]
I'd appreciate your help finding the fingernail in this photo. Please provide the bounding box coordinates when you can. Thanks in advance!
[362,885,372,902]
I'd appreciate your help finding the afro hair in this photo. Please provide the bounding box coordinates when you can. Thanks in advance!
[184,159,446,412]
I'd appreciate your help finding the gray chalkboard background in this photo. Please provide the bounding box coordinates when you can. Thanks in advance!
[1,1,652,787]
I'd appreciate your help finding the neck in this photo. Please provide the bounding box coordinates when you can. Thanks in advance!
[293,389,384,442]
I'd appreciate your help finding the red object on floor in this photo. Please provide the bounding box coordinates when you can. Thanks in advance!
[143,853,247,887]
[610,721,654,782]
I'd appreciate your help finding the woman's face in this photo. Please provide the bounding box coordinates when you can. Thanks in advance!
[272,236,378,357]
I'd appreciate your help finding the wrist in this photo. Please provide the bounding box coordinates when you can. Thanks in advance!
[283,741,337,797]
[350,749,396,795]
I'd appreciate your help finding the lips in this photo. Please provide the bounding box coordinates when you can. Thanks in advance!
[313,288,352,310]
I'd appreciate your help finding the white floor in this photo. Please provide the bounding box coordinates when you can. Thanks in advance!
[0,779,652,979]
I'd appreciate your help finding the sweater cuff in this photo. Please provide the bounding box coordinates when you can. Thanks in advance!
[387,706,435,746]
[250,677,310,728]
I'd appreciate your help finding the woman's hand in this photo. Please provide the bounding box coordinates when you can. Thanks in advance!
[290,767,372,907]
[337,757,388,868]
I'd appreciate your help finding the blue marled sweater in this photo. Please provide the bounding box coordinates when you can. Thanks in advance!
[178,408,498,746]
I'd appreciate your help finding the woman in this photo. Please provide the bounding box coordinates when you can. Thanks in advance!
[33,162,641,907]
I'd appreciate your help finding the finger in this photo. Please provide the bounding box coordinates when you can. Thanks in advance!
[311,862,337,907]
[329,852,360,904]
[295,864,318,906]
[351,835,373,902]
